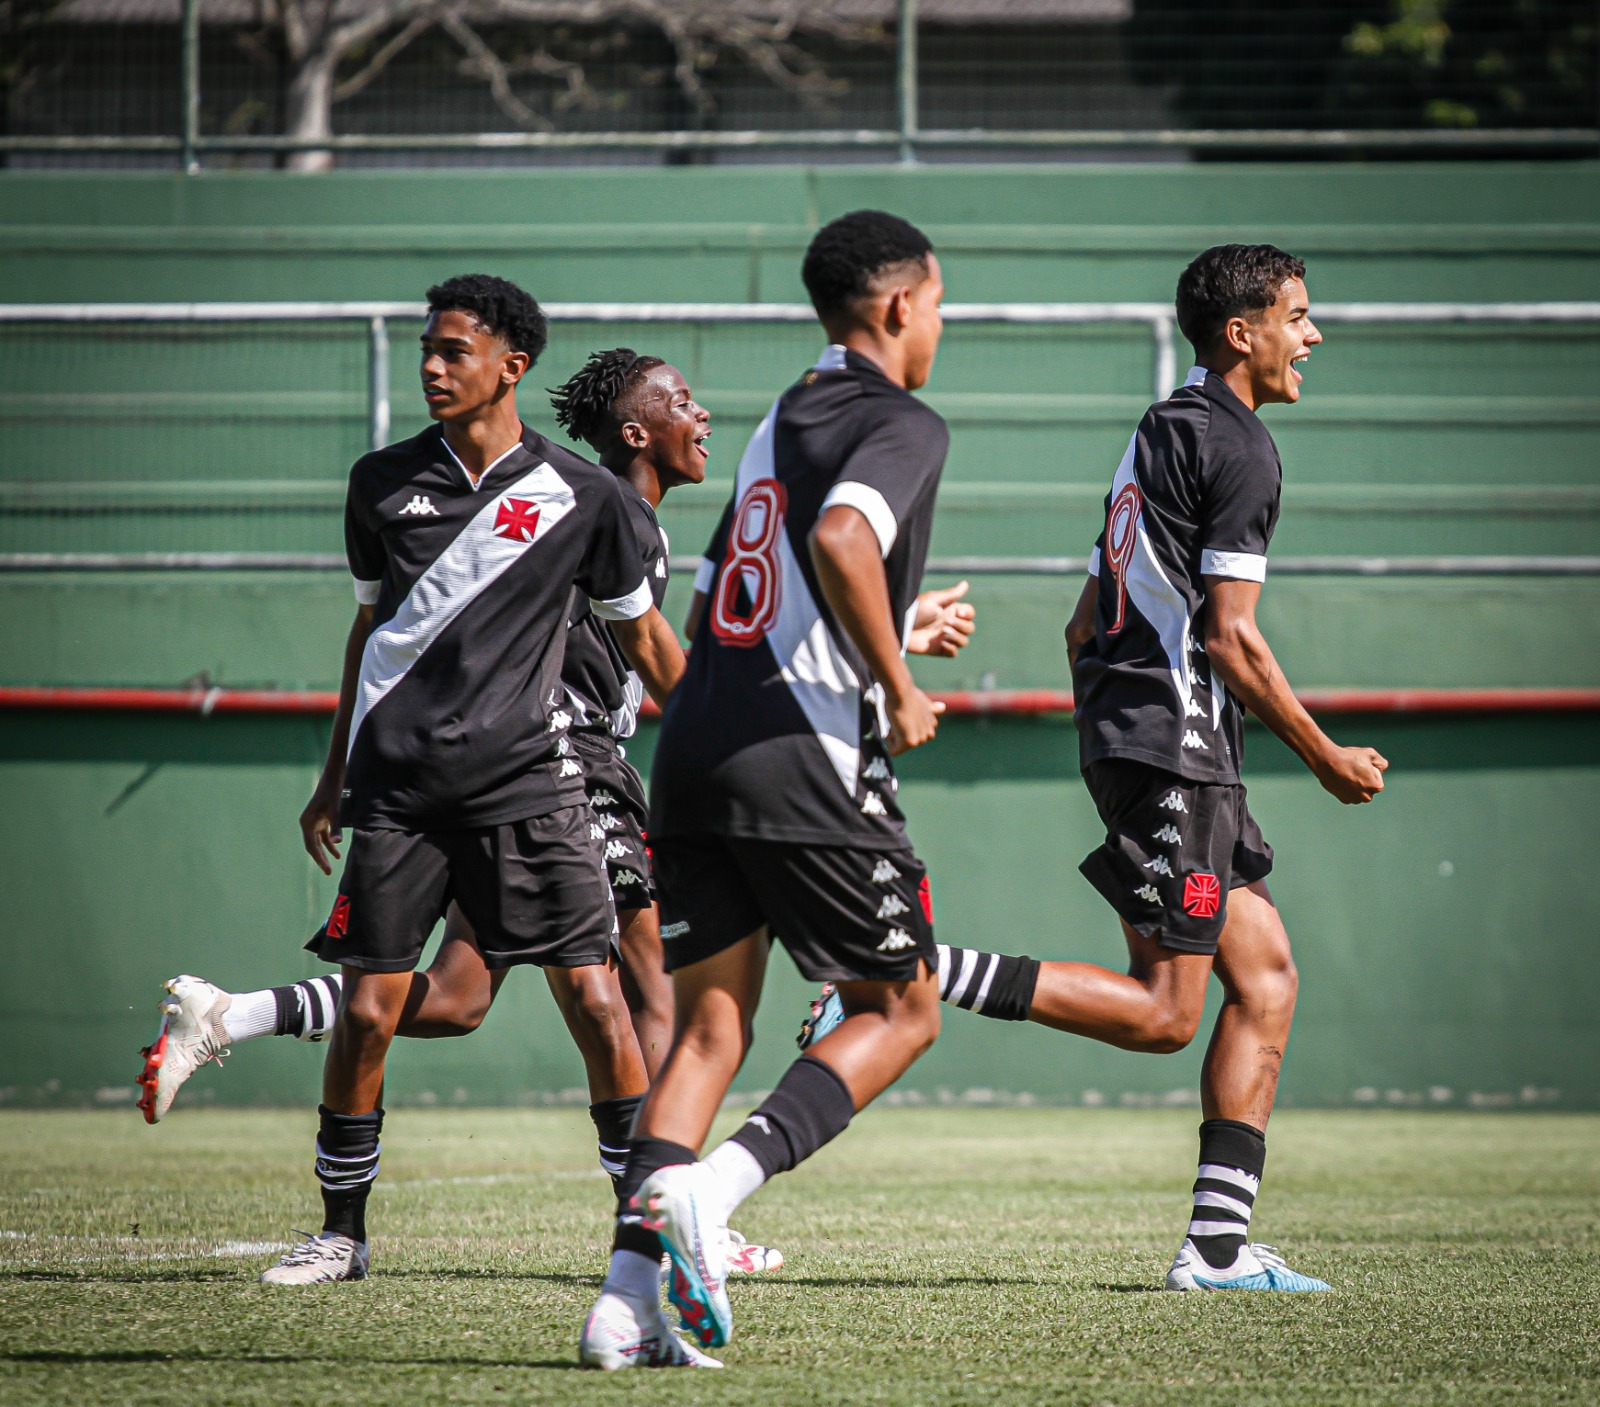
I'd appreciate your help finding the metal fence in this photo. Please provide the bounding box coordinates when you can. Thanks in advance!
[2,297,1597,579]
[3,0,1596,166]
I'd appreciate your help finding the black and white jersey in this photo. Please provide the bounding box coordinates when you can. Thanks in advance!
[1073,366,1282,784]
[561,482,670,740]
[651,346,949,847]
[341,423,652,831]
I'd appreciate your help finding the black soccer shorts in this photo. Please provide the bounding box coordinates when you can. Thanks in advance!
[652,833,936,983]
[571,728,654,909]
[1078,759,1274,955]
[306,805,616,972]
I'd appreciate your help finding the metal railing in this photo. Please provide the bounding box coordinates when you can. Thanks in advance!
[3,0,1594,165]
[3,297,1598,579]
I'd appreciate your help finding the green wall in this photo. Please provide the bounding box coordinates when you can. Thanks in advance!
[1,163,1596,1110]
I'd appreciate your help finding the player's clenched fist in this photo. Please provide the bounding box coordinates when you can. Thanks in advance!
[907,580,976,658]
[886,686,945,755]
[1316,745,1389,805]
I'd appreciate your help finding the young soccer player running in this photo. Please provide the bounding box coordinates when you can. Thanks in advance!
[237,276,688,1290]
[807,243,1387,1292]
[579,210,955,1370]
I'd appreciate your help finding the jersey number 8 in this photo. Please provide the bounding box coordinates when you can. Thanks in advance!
[711,478,788,647]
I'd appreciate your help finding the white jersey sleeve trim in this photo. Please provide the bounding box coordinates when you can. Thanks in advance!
[692,556,716,594]
[1200,549,1268,583]
[590,578,653,621]
[1087,545,1102,577]
[353,577,381,605]
[821,480,898,557]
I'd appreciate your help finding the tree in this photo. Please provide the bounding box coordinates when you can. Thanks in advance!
[259,0,885,171]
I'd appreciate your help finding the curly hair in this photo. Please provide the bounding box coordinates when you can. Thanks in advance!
[1175,244,1307,356]
[425,274,549,363]
[548,348,666,451]
[801,210,934,318]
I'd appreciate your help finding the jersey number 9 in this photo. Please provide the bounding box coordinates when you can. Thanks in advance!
[711,478,788,647]
[1105,481,1142,636]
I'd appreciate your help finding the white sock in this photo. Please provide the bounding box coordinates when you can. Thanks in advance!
[702,1140,768,1218]
[219,989,277,1044]
[601,1248,662,1305]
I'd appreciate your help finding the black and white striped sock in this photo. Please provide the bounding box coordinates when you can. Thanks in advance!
[271,975,343,1042]
[1187,1119,1267,1269]
[935,944,1040,1022]
[316,1104,382,1243]
[588,1095,643,1195]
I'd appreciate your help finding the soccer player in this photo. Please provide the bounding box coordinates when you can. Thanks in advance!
[807,244,1387,1293]
[579,210,954,1370]
[237,275,689,1294]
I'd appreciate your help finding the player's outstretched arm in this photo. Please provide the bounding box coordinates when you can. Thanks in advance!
[300,604,375,874]
[810,504,943,755]
[907,580,976,658]
[610,605,688,706]
[1203,577,1387,805]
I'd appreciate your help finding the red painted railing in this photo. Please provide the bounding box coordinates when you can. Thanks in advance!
[3,685,1598,718]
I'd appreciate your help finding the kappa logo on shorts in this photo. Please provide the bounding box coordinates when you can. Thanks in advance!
[871,858,902,884]
[589,822,606,840]
[1159,791,1188,814]
[604,839,633,860]
[1186,696,1204,717]
[878,927,916,952]
[660,921,691,940]
[1134,884,1162,904]
[548,709,572,732]
[325,894,351,939]
[589,790,617,808]
[560,758,582,777]
[1144,855,1174,876]
[1183,872,1221,919]
[863,757,891,782]
[1152,823,1182,845]
[876,894,910,920]
[598,812,624,830]
[861,792,888,816]
[556,736,570,756]
[1182,730,1209,750]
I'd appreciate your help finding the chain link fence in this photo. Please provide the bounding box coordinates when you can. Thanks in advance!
[2,1,1595,167]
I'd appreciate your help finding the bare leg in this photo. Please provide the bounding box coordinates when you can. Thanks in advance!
[1026,927,1214,1053]
[805,965,942,1109]
[546,960,651,1104]
[323,967,413,1114]
[615,904,674,1081]
[1200,881,1297,1129]
[632,930,770,1151]
[394,905,505,1037]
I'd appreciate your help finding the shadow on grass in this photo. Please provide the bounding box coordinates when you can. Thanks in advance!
[3,1349,580,1370]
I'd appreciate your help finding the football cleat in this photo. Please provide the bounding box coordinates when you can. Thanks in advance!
[1165,1239,1330,1292]
[637,1163,734,1349]
[136,974,232,1124]
[259,1231,369,1285]
[579,1292,723,1370]
[796,983,845,1050]
[726,1228,784,1275]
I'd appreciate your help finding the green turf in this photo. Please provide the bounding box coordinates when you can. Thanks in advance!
[1,1110,1596,1405]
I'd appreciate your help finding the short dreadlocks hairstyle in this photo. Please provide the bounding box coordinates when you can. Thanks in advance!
[801,210,934,319]
[548,348,667,451]
[1175,244,1306,357]
[425,274,549,363]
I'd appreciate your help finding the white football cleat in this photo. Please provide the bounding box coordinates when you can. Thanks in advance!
[637,1162,733,1349]
[1165,1239,1330,1292]
[259,1231,369,1285]
[136,974,232,1124]
[579,1291,723,1370]
[726,1228,784,1275]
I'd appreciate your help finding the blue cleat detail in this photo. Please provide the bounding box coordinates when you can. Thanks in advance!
[1166,1240,1330,1292]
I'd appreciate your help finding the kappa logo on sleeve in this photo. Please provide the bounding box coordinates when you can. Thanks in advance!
[398,495,439,517]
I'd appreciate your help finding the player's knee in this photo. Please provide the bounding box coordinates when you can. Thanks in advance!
[893,986,941,1056]
[337,990,396,1047]
[566,973,631,1039]
[1133,998,1203,1054]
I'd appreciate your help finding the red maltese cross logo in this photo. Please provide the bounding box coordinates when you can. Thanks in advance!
[1182,872,1220,919]
[325,894,351,940]
[494,497,541,543]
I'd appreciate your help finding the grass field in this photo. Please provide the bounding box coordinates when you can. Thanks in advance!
[1,1109,1596,1406]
